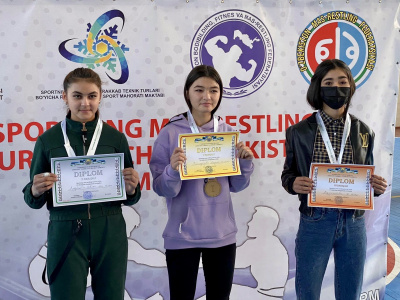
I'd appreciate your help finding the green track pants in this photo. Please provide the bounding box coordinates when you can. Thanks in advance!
[47,213,128,300]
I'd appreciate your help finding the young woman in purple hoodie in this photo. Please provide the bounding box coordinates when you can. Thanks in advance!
[149,65,254,300]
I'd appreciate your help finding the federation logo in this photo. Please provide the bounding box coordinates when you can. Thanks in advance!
[190,10,274,99]
[59,10,129,84]
[297,11,376,88]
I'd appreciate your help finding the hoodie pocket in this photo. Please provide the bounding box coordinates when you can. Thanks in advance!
[179,201,237,240]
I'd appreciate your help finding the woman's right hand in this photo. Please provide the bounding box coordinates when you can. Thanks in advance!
[293,176,313,194]
[170,147,186,171]
[31,172,58,197]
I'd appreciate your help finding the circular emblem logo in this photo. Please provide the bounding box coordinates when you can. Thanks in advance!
[205,166,213,174]
[296,11,376,88]
[190,10,274,99]
[334,196,344,205]
[83,191,93,200]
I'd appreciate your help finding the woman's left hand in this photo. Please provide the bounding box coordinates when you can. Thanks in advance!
[236,141,254,160]
[370,174,387,195]
[123,168,140,196]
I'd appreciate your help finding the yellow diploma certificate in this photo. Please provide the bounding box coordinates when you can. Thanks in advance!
[178,132,241,180]
[308,163,374,210]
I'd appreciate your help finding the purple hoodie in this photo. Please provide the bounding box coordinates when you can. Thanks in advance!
[150,113,254,249]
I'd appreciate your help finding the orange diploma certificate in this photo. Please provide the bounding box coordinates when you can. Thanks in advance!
[308,163,374,210]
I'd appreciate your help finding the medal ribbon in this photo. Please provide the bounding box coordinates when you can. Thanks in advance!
[316,111,351,164]
[61,118,103,157]
[187,110,218,134]
[187,110,219,182]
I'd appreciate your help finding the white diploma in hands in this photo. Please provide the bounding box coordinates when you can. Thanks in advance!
[51,153,126,207]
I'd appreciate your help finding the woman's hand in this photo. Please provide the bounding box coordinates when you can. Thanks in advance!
[31,172,58,197]
[123,168,140,196]
[293,176,313,194]
[170,147,186,171]
[370,174,387,195]
[236,142,254,160]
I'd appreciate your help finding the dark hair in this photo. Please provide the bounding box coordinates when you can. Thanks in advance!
[183,65,223,115]
[63,67,102,92]
[306,59,356,112]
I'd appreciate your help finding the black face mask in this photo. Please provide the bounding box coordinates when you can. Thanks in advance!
[320,87,351,110]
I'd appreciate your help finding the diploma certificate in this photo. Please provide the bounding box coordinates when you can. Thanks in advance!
[308,163,374,210]
[178,132,241,180]
[51,153,126,207]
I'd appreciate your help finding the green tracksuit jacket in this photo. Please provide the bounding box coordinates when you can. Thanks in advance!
[23,115,141,300]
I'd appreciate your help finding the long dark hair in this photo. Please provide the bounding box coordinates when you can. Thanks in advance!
[306,59,356,113]
[183,65,223,116]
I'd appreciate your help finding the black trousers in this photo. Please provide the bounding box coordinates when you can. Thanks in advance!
[165,243,236,300]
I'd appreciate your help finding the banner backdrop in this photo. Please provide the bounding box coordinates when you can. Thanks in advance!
[0,1,399,299]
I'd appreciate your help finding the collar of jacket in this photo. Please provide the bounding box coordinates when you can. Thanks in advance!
[65,114,99,133]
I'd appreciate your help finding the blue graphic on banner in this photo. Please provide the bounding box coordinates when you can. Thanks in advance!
[191,10,274,99]
[59,9,130,84]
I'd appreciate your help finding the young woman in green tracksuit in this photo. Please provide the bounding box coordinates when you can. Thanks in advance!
[23,68,141,300]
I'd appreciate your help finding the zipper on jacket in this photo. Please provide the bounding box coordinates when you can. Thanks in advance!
[82,122,87,155]
[179,223,182,233]
[81,122,91,219]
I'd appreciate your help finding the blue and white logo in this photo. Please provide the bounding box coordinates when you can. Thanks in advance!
[190,10,274,99]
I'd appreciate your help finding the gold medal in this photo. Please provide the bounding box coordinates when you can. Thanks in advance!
[204,178,221,197]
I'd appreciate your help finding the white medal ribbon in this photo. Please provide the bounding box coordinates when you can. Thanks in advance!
[316,111,351,164]
[61,118,103,157]
[187,110,219,182]
[187,110,218,134]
